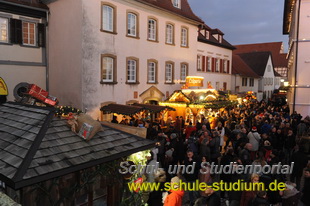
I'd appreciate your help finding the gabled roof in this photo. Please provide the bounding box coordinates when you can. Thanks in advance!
[131,0,204,23]
[232,55,260,78]
[234,42,288,67]
[237,52,272,77]
[0,102,154,189]
[198,33,235,50]
[211,28,224,35]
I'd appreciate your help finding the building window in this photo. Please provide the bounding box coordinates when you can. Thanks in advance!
[127,12,137,37]
[223,82,227,91]
[0,17,8,43]
[172,0,181,8]
[223,60,227,73]
[181,27,188,47]
[207,57,211,72]
[147,60,157,83]
[22,21,36,46]
[249,78,254,87]
[197,55,202,71]
[148,18,157,41]
[215,59,220,72]
[216,82,220,90]
[127,57,139,83]
[101,3,116,33]
[180,63,188,82]
[101,54,116,83]
[166,23,174,44]
[242,77,248,86]
[165,62,174,83]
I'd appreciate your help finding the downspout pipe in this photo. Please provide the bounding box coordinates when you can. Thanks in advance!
[293,0,301,113]
[45,10,49,92]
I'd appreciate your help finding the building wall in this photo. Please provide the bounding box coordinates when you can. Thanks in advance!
[196,42,232,90]
[0,12,46,101]
[80,0,200,119]
[47,0,83,109]
[286,0,310,116]
[262,56,275,99]
[232,75,259,94]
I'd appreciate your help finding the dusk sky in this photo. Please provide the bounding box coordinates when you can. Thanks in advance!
[188,0,288,51]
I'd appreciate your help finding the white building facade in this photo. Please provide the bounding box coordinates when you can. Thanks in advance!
[44,0,234,119]
[0,0,48,101]
[283,0,310,116]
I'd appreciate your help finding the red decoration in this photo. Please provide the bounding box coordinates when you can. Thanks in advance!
[133,177,143,193]
[28,84,48,102]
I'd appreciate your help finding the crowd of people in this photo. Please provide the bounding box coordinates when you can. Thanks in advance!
[114,100,310,206]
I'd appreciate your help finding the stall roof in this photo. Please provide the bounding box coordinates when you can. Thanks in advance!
[100,103,145,115]
[0,102,155,189]
[133,103,175,113]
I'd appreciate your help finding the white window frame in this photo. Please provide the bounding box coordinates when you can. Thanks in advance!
[0,17,9,43]
[207,57,211,72]
[165,63,173,83]
[22,21,36,46]
[102,5,114,32]
[127,59,137,83]
[127,13,137,37]
[166,24,173,44]
[223,60,227,73]
[181,27,188,47]
[197,55,202,71]
[172,0,181,8]
[216,82,220,90]
[215,58,220,72]
[180,63,187,82]
[101,56,114,82]
[148,19,156,41]
[148,61,156,83]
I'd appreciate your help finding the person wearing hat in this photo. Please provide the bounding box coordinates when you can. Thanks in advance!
[247,126,261,161]
[163,176,184,206]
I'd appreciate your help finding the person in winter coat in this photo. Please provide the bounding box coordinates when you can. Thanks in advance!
[163,176,184,206]
[251,191,270,206]
[301,168,310,206]
[240,173,259,206]
[290,146,308,190]
[215,122,225,152]
[209,130,221,164]
[247,126,261,160]
[194,187,221,206]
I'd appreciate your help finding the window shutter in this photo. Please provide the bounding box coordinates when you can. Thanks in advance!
[212,57,215,72]
[10,19,22,44]
[202,56,205,72]
[227,60,230,74]
[37,23,46,47]
[220,59,223,73]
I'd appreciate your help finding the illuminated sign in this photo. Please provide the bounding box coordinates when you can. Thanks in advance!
[0,77,8,96]
[185,76,204,87]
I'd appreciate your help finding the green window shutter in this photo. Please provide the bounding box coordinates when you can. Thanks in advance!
[37,23,45,47]
[10,19,22,44]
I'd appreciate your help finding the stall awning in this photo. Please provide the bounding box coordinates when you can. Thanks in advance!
[133,103,175,113]
[100,103,145,115]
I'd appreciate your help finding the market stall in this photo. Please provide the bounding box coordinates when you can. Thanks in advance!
[159,76,237,124]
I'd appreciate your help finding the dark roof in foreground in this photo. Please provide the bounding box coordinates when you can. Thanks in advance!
[0,102,154,189]
[237,52,272,77]
[232,55,260,78]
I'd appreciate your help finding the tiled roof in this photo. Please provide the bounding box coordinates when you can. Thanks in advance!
[237,52,271,77]
[234,42,288,67]
[198,33,235,50]
[232,55,260,78]
[101,103,145,115]
[133,103,175,113]
[0,102,155,189]
[1,0,49,10]
[136,0,204,23]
